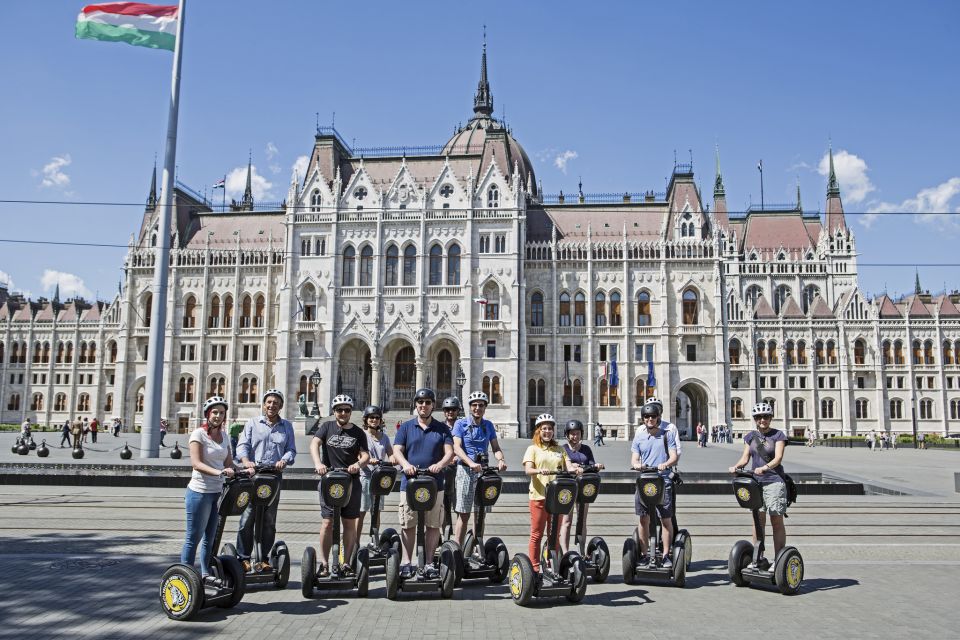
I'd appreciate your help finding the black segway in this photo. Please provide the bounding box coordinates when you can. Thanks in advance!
[509,470,587,606]
[457,454,509,584]
[573,464,610,582]
[302,469,371,597]
[728,469,804,595]
[621,467,686,587]
[159,470,251,620]
[384,469,456,599]
[220,464,290,589]
[357,462,400,573]
[436,463,465,585]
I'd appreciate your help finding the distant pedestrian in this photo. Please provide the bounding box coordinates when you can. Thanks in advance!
[918,432,926,450]
[879,433,887,451]
[71,419,83,448]
[60,420,71,448]
[594,423,605,447]
[113,419,122,438]
[81,417,90,444]
[89,418,98,444]
[869,430,876,451]
[159,419,168,447]
[889,431,897,450]
[698,422,708,448]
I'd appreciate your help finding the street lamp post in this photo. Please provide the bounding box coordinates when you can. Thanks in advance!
[456,365,466,417]
[911,397,919,449]
[310,368,322,417]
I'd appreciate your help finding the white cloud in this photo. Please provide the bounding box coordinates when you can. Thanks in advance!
[225,164,273,201]
[291,155,309,181]
[265,142,281,174]
[37,154,72,189]
[554,150,578,174]
[41,270,93,300]
[817,149,874,204]
[866,177,960,234]
[0,270,15,290]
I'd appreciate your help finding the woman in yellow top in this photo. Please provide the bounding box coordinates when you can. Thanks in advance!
[522,413,582,572]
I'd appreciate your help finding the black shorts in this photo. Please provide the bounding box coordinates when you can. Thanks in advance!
[318,476,362,520]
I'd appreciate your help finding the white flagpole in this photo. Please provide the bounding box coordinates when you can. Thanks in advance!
[141,0,187,458]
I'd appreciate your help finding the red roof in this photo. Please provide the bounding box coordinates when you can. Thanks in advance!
[877,295,902,319]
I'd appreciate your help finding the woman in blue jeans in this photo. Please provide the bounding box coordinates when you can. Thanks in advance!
[181,396,236,580]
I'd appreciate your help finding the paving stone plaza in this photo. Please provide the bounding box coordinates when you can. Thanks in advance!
[1,433,957,639]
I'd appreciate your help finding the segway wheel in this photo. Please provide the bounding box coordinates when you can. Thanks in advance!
[217,555,246,608]
[385,548,401,600]
[484,537,510,584]
[728,540,753,587]
[301,547,317,598]
[439,548,455,599]
[566,557,588,603]
[680,531,693,571]
[159,564,204,621]
[587,537,610,583]
[380,527,401,554]
[273,544,290,588]
[621,537,637,585]
[463,531,476,560]
[774,547,804,595]
[508,554,536,607]
[356,548,370,598]
[220,543,238,558]
[671,544,686,588]
[441,540,464,587]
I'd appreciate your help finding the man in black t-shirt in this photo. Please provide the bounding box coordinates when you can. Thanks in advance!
[309,394,370,576]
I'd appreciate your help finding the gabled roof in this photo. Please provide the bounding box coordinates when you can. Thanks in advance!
[877,295,902,319]
[809,296,834,319]
[12,304,33,322]
[780,296,805,319]
[737,210,818,254]
[906,295,932,318]
[34,302,56,321]
[58,302,80,322]
[753,295,777,319]
[936,296,960,318]
[81,302,102,323]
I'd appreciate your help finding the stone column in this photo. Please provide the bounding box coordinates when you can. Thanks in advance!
[370,359,381,407]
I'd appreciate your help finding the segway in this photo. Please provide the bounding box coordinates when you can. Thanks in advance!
[220,464,290,589]
[357,461,401,573]
[728,469,804,595]
[509,470,588,606]
[436,462,465,585]
[302,469,371,597]
[159,470,252,620]
[384,469,456,599]
[573,464,610,582]
[621,467,686,587]
[457,454,509,584]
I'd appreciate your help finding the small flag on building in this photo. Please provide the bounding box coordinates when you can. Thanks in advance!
[646,360,657,389]
[473,297,487,305]
[76,3,179,51]
[610,358,619,388]
[212,178,225,189]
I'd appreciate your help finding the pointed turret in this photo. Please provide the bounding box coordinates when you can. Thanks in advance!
[53,283,61,305]
[712,144,729,229]
[825,144,846,232]
[796,178,802,211]
[240,153,254,210]
[473,35,493,117]
[915,269,922,295]
[147,162,158,210]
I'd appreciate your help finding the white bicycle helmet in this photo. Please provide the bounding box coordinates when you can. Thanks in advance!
[262,388,284,407]
[752,402,774,418]
[202,396,228,416]
[467,391,489,406]
[535,413,556,428]
[331,394,354,410]
[645,397,664,411]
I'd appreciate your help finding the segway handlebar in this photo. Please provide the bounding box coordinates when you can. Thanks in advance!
[579,463,601,474]
[733,467,756,479]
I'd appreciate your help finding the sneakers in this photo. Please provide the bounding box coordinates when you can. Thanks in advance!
[422,564,440,580]
[202,575,222,588]
[661,557,673,570]
[317,563,330,578]
[241,560,252,573]
[399,564,415,580]
[638,553,651,567]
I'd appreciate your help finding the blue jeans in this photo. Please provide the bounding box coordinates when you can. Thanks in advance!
[182,489,220,576]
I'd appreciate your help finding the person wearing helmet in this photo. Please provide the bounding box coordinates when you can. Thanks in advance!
[181,396,236,583]
[728,402,789,556]
[310,394,370,576]
[522,414,583,572]
[392,388,454,579]
[558,420,604,553]
[631,403,679,568]
[645,397,683,456]
[357,405,395,536]
[439,396,461,538]
[451,390,507,546]
[235,388,297,572]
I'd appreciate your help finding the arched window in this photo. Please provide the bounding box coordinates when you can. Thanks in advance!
[797,340,807,365]
[254,295,265,328]
[802,285,820,314]
[745,285,762,308]
[573,379,583,406]
[943,340,955,365]
[951,398,960,420]
[42,341,51,363]
[610,292,622,326]
[142,293,152,327]
[882,340,893,365]
[815,340,825,365]
[894,340,904,364]
[595,292,607,326]
[637,291,651,326]
[854,339,866,365]
[574,292,586,327]
[528,379,546,406]
[77,393,90,412]
[429,244,443,286]
[827,340,837,365]
[559,292,571,327]
[182,295,197,328]
[923,340,934,365]
[359,245,374,287]
[175,376,195,403]
[0,342,4,362]
[240,295,252,328]
[33,341,42,364]
[223,295,234,328]
[537,379,546,406]
[791,398,805,419]
[855,398,869,419]
[599,378,609,407]
[88,342,96,364]
[65,342,74,364]
[238,376,259,404]
[208,376,225,398]
[104,393,113,413]
[682,289,699,325]
[483,282,501,320]
[447,244,461,285]
[729,339,741,365]
[7,393,21,411]
[31,392,43,411]
[310,189,322,211]
[889,399,903,419]
[342,246,356,286]
[767,341,778,364]
[54,393,67,412]
[483,375,501,403]
[785,340,796,365]
[731,398,744,419]
[385,245,399,286]
[402,245,417,286]
[531,292,544,327]
[756,339,767,365]
[912,339,922,365]
[487,185,500,209]
[919,398,934,420]
[774,285,791,315]
[820,398,835,419]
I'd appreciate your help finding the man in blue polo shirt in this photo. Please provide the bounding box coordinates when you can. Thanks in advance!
[451,390,507,547]
[630,402,678,568]
[235,389,297,572]
[392,388,454,579]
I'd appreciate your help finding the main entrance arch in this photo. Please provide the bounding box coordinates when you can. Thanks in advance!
[674,382,710,441]
[336,338,372,409]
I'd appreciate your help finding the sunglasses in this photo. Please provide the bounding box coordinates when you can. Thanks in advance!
[416,400,434,405]
[335,408,352,413]
[443,407,459,411]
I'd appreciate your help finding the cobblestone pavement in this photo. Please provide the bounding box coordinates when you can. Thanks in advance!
[3,435,959,638]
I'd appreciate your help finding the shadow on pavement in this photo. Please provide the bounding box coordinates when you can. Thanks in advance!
[799,577,860,593]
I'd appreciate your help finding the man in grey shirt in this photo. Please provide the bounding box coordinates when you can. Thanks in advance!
[235,389,297,572]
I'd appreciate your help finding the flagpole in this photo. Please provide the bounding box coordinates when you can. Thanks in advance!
[222,173,226,211]
[141,0,187,458]
[758,159,764,211]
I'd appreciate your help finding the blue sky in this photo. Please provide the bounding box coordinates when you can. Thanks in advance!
[2,0,959,302]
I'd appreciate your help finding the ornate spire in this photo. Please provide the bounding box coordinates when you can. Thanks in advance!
[473,30,493,117]
[713,143,725,197]
[825,141,846,232]
[915,269,922,295]
[796,177,802,211]
[827,143,840,197]
[241,152,254,210]
[53,283,61,305]
[147,161,158,209]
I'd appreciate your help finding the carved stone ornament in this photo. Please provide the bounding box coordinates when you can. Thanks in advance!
[405,303,414,315]
[450,303,459,316]
[386,302,395,314]
[430,302,439,315]
[361,303,370,315]
[342,302,351,315]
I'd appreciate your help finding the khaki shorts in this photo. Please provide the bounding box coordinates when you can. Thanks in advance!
[762,481,788,516]
[398,490,445,529]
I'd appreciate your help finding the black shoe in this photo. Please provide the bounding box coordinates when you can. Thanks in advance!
[423,565,440,580]
[399,565,414,580]
[661,557,673,569]
[638,553,651,567]
[202,575,222,588]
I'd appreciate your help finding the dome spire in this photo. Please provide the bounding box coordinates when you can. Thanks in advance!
[473,27,493,117]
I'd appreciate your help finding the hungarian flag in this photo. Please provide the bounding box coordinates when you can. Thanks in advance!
[76,3,179,51]
[212,178,225,189]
